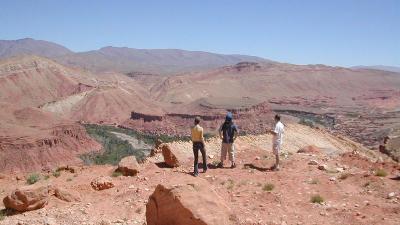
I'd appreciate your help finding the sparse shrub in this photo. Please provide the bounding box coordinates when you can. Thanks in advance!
[375,169,388,177]
[311,194,324,204]
[27,173,40,185]
[262,183,274,192]
[299,118,315,128]
[0,209,12,221]
[212,160,221,167]
[66,178,72,182]
[363,181,371,187]
[0,210,5,221]
[227,179,235,190]
[310,178,319,184]
[52,171,61,178]
[112,171,123,177]
[44,175,50,180]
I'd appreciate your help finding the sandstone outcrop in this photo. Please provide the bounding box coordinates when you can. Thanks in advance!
[161,144,187,167]
[146,178,232,225]
[116,156,139,176]
[3,185,50,212]
[54,187,81,202]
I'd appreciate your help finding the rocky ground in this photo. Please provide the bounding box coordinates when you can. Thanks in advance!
[0,124,399,225]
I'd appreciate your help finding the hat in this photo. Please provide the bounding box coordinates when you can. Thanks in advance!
[225,112,233,121]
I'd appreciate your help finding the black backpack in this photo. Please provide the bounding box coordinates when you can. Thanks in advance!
[221,122,237,143]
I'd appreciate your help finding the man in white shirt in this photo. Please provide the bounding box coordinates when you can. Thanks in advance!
[267,114,284,171]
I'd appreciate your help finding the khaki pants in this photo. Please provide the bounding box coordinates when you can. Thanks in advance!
[221,143,235,162]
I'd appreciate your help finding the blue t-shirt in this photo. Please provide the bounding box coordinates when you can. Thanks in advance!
[220,122,238,143]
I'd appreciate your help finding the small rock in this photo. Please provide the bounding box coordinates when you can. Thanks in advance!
[54,187,81,202]
[308,160,319,165]
[318,164,328,171]
[90,176,114,191]
[116,156,140,176]
[255,156,260,160]
[208,154,214,159]
[388,192,396,199]
[329,177,336,181]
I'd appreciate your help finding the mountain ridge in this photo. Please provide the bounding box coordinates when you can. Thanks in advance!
[0,38,271,74]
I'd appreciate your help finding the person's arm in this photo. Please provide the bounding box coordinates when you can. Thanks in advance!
[233,126,238,141]
[200,128,205,144]
[268,124,278,135]
[219,125,223,140]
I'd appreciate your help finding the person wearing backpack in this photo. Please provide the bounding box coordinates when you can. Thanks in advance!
[191,116,207,177]
[218,112,238,168]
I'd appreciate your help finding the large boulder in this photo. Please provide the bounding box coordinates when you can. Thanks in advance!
[146,177,232,225]
[54,187,81,202]
[116,156,140,176]
[3,185,50,212]
[91,176,114,191]
[161,144,187,167]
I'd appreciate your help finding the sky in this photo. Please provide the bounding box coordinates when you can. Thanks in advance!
[1,0,399,67]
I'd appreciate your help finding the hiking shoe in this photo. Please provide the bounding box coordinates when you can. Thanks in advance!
[231,162,236,168]
[271,165,280,171]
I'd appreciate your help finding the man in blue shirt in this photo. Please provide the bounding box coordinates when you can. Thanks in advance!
[218,112,238,168]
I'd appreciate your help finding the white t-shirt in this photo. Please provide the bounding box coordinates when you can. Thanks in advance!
[273,121,284,145]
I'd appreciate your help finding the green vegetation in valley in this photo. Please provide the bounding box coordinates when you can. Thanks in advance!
[81,124,215,165]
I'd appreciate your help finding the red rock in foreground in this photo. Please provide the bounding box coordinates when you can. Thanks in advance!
[3,185,50,212]
[146,177,232,225]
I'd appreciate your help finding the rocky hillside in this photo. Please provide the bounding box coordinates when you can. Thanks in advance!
[0,103,101,173]
[0,123,399,225]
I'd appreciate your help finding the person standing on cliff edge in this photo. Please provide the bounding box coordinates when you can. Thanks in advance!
[218,112,238,168]
[191,116,207,177]
[267,114,284,171]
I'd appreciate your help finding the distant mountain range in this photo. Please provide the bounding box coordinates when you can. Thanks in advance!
[0,38,270,74]
[351,65,400,73]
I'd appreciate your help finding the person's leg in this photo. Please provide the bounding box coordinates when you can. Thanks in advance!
[200,143,207,172]
[229,143,236,168]
[272,144,280,170]
[219,143,227,167]
[193,143,199,176]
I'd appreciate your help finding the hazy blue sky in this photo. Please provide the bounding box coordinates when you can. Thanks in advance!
[1,0,399,67]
